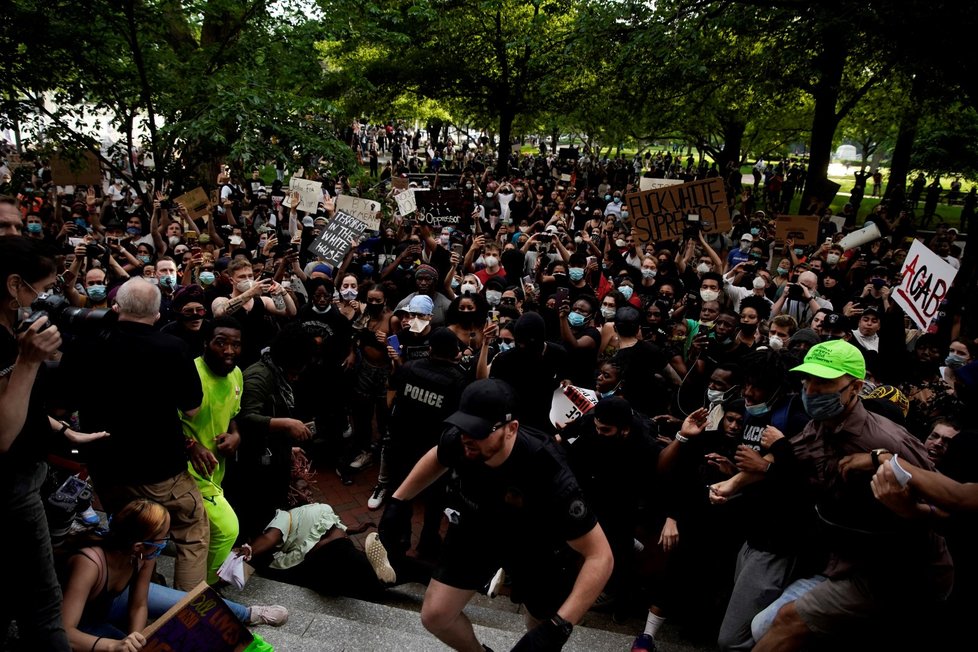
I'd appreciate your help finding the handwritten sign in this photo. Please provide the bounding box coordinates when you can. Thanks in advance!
[625,177,731,245]
[142,582,252,651]
[289,177,323,213]
[394,189,417,217]
[893,239,958,331]
[413,189,470,227]
[307,211,367,267]
[391,176,410,190]
[50,152,102,185]
[173,187,211,222]
[774,215,819,245]
[639,177,683,192]
[550,385,599,429]
[335,195,381,230]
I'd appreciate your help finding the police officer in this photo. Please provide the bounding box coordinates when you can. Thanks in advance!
[379,378,613,651]
[381,327,467,556]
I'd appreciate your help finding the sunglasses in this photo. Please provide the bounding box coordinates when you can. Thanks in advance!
[181,307,206,317]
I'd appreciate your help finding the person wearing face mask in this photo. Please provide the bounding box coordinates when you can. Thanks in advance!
[748,340,951,652]
[564,252,597,303]
[161,285,210,358]
[726,233,754,271]
[940,338,976,387]
[389,294,435,363]
[474,241,507,286]
[558,295,602,387]
[395,265,452,328]
[59,499,286,652]
[611,306,675,418]
[704,349,814,652]
[483,276,506,310]
[722,263,774,314]
[702,363,743,430]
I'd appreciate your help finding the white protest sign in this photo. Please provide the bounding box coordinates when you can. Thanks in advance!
[549,384,599,429]
[639,177,684,192]
[829,215,846,234]
[335,195,381,230]
[289,177,322,213]
[394,189,417,216]
[892,239,958,331]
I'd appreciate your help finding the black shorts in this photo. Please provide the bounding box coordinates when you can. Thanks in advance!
[432,522,577,619]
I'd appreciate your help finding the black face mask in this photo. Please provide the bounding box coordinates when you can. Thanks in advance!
[366,302,384,317]
[740,322,758,335]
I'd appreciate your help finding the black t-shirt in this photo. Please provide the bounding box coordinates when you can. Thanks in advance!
[0,328,53,483]
[437,427,597,553]
[490,343,569,432]
[57,322,203,486]
[565,325,601,387]
[613,341,669,417]
[297,305,354,370]
[397,329,431,362]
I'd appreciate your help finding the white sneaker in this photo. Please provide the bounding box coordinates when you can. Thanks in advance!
[248,604,289,626]
[487,567,506,598]
[367,484,387,510]
[365,532,396,584]
[349,450,373,469]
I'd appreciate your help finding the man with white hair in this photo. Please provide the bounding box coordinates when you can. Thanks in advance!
[770,270,832,328]
[56,278,210,590]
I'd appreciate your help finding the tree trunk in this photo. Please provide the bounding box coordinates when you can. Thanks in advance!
[803,40,848,210]
[883,75,924,209]
[717,119,746,171]
[496,109,515,177]
[550,127,560,155]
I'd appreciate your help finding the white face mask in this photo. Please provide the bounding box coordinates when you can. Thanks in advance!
[826,253,840,265]
[340,288,358,301]
[236,279,254,293]
[168,235,182,247]
[485,290,502,306]
[752,277,767,290]
[408,317,428,333]
[696,263,711,274]
[706,388,725,404]
[600,306,616,320]
[700,289,719,303]
[460,283,478,295]
[484,255,499,268]
[768,335,784,351]
[641,268,657,279]
[616,239,627,248]
[740,242,750,252]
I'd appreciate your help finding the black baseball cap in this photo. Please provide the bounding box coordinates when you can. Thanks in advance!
[444,379,516,440]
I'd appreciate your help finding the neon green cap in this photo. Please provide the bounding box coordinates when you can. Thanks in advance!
[790,339,866,380]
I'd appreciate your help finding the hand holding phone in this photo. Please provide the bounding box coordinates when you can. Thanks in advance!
[386,334,402,357]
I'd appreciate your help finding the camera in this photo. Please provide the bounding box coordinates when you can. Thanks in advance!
[19,293,114,334]
[683,213,702,240]
[787,283,805,300]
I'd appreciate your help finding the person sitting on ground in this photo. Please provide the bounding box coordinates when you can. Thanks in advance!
[59,499,287,652]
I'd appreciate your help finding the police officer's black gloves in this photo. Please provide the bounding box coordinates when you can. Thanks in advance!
[510,615,572,651]
[378,497,413,557]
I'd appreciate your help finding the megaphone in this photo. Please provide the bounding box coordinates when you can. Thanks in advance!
[838,222,881,251]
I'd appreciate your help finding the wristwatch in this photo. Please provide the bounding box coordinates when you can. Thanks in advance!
[550,614,573,637]
[675,431,689,444]
[871,448,889,468]
[58,420,70,436]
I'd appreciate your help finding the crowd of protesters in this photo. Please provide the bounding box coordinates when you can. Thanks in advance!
[1,133,977,652]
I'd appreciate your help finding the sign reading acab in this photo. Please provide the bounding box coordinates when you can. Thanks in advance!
[625,177,731,244]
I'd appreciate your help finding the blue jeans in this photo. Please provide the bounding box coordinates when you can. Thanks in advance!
[750,575,827,642]
[0,462,70,651]
[81,584,250,639]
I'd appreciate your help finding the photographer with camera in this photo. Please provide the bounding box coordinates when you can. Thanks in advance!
[0,237,71,650]
[770,270,832,329]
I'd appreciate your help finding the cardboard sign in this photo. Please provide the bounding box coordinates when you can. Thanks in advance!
[624,177,731,244]
[142,582,252,651]
[173,187,211,221]
[307,211,368,267]
[639,177,683,192]
[289,177,323,213]
[405,173,462,190]
[335,195,381,230]
[394,189,417,216]
[391,176,410,190]
[893,239,959,331]
[50,152,102,185]
[413,189,470,227]
[550,385,599,429]
[774,215,819,245]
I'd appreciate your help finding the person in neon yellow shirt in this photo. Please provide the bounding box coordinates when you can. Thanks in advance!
[180,317,245,584]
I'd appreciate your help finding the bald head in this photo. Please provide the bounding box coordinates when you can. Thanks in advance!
[115,277,161,323]
[798,271,819,292]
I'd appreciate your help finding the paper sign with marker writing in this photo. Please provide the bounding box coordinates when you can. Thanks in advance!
[639,177,683,192]
[335,195,381,230]
[774,215,819,245]
[173,187,211,221]
[892,239,958,331]
[289,177,323,213]
[625,177,731,244]
[394,189,417,216]
[142,582,252,651]
[550,385,599,429]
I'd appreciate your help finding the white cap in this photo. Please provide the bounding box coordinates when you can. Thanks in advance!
[740,233,754,242]
[302,216,314,228]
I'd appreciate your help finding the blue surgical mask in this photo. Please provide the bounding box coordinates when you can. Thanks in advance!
[159,274,176,288]
[567,311,586,327]
[750,227,760,236]
[138,255,151,264]
[641,268,657,280]
[568,267,585,282]
[27,222,42,234]
[199,271,216,286]
[87,285,107,302]
[801,389,846,421]
[619,285,633,300]
[793,248,804,256]
[451,278,460,290]
[498,341,514,352]
[945,353,967,369]
[141,539,169,560]
[126,226,141,236]
[599,388,618,399]
[745,402,771,417]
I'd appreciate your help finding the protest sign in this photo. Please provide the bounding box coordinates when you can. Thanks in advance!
[892,239,959,331]
[335,195,381,230]
[391,176,410,190]
[829,215,847,234]
[624,177,731,244]
[289,177,323,213]
[558,147,580,160]
[774,215,819,245]
[142,582,252,651]
[549,385,599,429]
[412,189,470,228]
[51,152,102,186]
[307,211,367,267]
[394,189,417,217]
[405,173,461,190]
[173,187,211,222]
[638,177,683,192]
